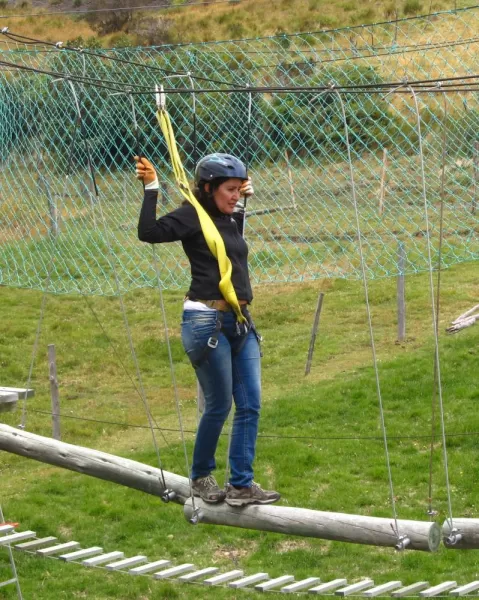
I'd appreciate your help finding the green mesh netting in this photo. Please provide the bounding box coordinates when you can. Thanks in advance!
[0,6,478,296]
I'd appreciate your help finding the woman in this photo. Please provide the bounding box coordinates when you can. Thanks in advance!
[136,153,280,507]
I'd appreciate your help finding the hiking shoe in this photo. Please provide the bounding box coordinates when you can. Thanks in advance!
[191,475,226,503]
[225,481,281,506]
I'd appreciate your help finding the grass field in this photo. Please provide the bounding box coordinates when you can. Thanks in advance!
[0,259,478,598]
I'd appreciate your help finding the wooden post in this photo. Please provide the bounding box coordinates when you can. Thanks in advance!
[379,148,388,217]
[305,292,325,376]
[48,344,61,441]
[472,141,478,214]
[284,149,297,209]
[0,424,440,551]
[397,243,406,342]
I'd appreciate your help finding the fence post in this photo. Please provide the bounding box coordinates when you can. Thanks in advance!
[397,243,406,342]
[305,292,325,376]
[379,147,388,217]
[48,344,61,441]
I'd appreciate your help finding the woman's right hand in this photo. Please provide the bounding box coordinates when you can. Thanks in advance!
[134,156,159,190]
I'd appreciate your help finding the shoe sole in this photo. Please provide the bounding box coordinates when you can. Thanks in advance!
[225,496,281,507]
[192,491,226,504]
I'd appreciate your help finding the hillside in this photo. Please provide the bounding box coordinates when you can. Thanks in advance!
[0,0,472,48]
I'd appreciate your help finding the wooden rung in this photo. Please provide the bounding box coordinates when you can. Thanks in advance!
[0,531,36,546]
[203,570,244,585]
[0,387,34,398]
[16,537,58,550]
[420,582,457,597]
[129,560,171,575]
[229,573,269,589]
[37,541,80,556]
[392,582,429,597]
[256,575,295,591]
[106,556,147,571]
[83,551,124,567]
[178,567,220,582]
[0,578,18,589]
[60,547,103,562]
[450,581,479,596]
[0,525,15,535]
[153,564,195,579]
[281,577,321,593]
[336,580,374,596]
[309,579,348,594]
[364,581,403,597]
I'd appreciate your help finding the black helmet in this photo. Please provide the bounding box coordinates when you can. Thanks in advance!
[195,153,247,185]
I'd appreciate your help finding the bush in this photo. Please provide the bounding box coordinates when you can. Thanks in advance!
[403,0,422,15]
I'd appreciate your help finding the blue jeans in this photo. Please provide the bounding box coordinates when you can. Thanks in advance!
[181,310,261,488]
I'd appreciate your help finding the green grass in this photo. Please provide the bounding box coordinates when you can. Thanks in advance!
[0,261,478,598]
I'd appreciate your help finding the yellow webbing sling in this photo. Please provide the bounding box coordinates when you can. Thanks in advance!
[156,107,247,324]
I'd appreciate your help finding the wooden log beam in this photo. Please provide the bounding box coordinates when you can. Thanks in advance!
[0,423,190,505]
[184,499,440,552]
[442,519,479,549]
[0,424,440,551]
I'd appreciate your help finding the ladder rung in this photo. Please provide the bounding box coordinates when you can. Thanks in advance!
[336,580,375,596]
[392,582,430,597]
[0,525,15,535]
[178,567,220,582]
[203,570,244,585]
[0,578,18,589]
[420,582,457,597]
[364,581,402,597]
[256,575,295,591]
[153,564,195,579]
[229,573,269,589]
[37,541,80,556]
[60,547,103,562]
[281,577,321,593]
[16,537,58,551]
[129,560,171,575]
[106,556,147,571]
[0,531,36,546]
[309,579,348,594]
[450,582,479,596]
[83,551,124,567]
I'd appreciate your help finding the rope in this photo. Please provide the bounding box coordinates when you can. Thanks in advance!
[408,85,455,532]
[335,88,401,543]
[427,92,449,519]
[156,101,247,324]
[63,79,170,492]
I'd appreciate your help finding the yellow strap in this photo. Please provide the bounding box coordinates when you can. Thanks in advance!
[156,108,246,323]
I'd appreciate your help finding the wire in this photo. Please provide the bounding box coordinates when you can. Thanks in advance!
[24,407,479,442]
[0,30,242,88]
[0,0,237,19]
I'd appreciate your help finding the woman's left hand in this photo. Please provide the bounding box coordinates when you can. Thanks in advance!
[239,177,254,198]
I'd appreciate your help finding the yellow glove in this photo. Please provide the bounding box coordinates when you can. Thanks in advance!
[134,156,159,190]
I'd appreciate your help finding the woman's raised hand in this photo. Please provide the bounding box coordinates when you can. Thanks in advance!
[134,156,159,190]
[239,176,254,198]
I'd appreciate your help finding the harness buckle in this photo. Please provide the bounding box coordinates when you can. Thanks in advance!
[207,337,219,349]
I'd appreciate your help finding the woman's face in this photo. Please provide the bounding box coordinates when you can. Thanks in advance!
[207,178,243,215]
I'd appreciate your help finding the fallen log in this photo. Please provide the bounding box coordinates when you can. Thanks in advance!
[0,424,440,551]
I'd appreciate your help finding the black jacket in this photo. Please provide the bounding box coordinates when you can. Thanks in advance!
[138,190,253,302]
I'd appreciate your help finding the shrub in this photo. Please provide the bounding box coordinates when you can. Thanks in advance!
[403,0,422,15]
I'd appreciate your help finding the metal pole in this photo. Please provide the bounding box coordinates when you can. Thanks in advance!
[397,243,406,342]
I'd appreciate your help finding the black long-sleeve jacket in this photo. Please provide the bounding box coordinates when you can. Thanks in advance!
[138,190,253,302]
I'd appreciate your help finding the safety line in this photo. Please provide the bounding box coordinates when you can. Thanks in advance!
[22,407,479,442]
[408,85,455,535]
[335,88,401,544]
[427,93,448,520]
